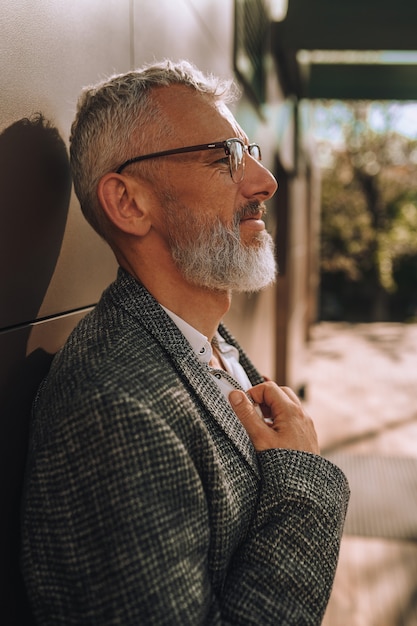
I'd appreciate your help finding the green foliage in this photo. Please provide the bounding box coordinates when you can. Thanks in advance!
[316,101,417,320]
[321,151,373,281]
[379,193,417,292]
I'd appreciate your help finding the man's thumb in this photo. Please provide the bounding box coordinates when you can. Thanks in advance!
[229,390,260,429]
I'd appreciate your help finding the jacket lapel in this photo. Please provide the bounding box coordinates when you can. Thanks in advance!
[175,349,260,476]
[110,269,260,476]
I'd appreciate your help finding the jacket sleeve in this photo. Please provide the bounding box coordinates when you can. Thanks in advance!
[220,449,350,625]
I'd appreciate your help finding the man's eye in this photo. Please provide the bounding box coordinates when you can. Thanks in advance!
[216,157,229,166]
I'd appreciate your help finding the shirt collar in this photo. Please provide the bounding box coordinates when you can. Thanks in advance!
[161,305,213,364]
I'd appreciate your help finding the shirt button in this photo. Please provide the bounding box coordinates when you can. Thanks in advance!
[199,346,206,354]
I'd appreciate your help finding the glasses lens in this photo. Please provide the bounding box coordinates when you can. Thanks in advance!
[228,140,244,183]
[249,144,261,161]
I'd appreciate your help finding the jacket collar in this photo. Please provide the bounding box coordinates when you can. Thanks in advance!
[107,268,260,476]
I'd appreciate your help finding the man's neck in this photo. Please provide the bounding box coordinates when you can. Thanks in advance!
[113,229,234,339]
[154,282,232,340]
[118,254,231,340]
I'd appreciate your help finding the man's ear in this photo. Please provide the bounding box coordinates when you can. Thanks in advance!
[97,173,152,236]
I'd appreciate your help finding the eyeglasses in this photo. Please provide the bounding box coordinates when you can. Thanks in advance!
[115,137,262,183]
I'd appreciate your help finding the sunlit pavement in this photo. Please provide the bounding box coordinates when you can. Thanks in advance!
[302,322,417,626]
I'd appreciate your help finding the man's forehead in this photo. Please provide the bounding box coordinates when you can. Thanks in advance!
[152,85,245,142]
[215,101,246,141]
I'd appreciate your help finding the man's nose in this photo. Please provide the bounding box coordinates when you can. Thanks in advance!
[242,156,278,201]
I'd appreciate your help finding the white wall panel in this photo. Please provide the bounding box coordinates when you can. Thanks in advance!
[1,0,135,328]
[132,0,234,78]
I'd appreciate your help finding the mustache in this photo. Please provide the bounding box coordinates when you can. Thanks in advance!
[235,201,266,222]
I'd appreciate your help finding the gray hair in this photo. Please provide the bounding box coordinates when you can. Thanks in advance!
[70,60,238,240]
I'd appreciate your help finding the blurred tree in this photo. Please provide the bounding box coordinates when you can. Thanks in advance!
[316,101,417,321]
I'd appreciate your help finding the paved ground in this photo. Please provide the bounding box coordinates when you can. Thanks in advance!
[302,322,417,457]
[301,322,417,626]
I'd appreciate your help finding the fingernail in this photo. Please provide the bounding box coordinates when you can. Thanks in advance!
[229,390,244,405]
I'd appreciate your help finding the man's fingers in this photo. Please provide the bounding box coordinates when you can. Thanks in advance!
[230,384,320,455]
[229,390,262,430]
[229,390,259,424]
[279,385,302,404]
[229,390,273,450]
[247,382,302,413]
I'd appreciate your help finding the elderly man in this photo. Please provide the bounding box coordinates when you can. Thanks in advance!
[21,60,349,625]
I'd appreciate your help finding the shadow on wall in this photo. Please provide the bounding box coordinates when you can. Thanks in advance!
[0,115,71,624]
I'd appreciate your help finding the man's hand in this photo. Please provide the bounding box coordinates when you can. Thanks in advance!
[229,382,320,455]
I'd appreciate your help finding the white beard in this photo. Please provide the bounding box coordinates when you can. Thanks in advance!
[164,199,277,292]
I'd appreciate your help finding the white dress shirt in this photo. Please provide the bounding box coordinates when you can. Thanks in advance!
[161,306,255,407]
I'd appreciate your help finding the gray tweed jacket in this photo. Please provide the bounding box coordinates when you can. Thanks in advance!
[21,268,349,625]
